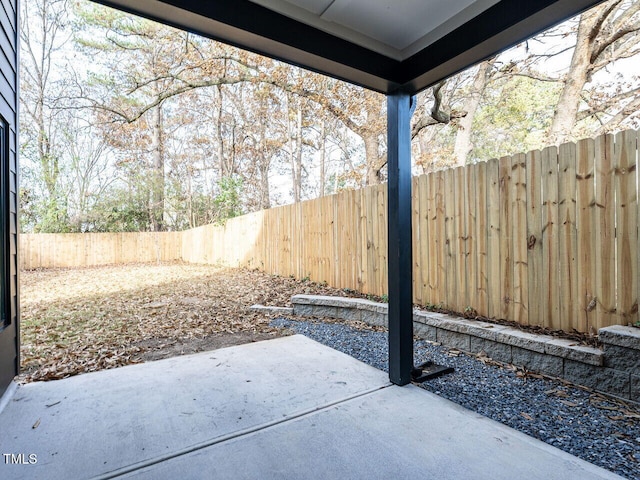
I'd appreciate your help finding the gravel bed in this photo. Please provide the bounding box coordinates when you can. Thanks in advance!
[271,318,640,479]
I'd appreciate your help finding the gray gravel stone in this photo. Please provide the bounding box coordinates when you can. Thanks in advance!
[270,318,640,479]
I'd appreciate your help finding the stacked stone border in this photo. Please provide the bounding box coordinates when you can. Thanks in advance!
[273,295,639,403]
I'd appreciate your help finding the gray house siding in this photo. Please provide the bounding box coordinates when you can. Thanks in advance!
[0,0,19,397]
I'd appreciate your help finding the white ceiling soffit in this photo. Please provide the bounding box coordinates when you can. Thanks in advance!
[249,0,501,61]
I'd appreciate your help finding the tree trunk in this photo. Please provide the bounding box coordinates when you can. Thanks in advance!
[37,109,58,198]
[215,87,226,177]
[259,156,271,210]
[364,134,383,185]
[547,9,600,145]
[319,119,326,197]
[258,123,271,210]
[150,103,165,231]
[215,85,235,177]
[293,105,303,202]
[452,60,492,166]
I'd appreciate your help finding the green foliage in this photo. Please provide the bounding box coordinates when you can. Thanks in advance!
[365,293,388,303]
[470,76,561,161]
[213,176,244,225]
[83,190,150,232]
[31,197,73,233]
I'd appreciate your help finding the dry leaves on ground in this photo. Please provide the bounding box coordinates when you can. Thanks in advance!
[20,262,366,382]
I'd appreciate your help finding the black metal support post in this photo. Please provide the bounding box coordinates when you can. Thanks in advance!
[387,91,413,386]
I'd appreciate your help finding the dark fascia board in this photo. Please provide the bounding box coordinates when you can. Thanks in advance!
[92,0,404,93]
[92,0,604,95]
[399,0,605,93]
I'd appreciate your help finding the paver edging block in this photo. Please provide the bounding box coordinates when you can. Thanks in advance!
[470,337,513,364]
[249,305,294,315]
[599,326,640,375]
[598,325,640,349]
[291,294,603,365]
[632,374,640,401]
[289,295,635,402]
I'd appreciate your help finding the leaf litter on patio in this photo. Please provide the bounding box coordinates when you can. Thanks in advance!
[19,262,363,382]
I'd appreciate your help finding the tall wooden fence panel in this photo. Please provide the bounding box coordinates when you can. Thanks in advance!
[181,187,389,295]
[179,129,639,332]
[20,130,640,332]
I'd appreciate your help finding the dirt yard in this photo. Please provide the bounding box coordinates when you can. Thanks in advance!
[19,262,365,382]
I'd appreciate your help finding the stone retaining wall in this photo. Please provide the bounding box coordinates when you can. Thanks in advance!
[290,295,640,403]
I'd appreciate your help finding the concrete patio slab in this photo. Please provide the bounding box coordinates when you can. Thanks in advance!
[0,335,623,480]
[120,386,621,480]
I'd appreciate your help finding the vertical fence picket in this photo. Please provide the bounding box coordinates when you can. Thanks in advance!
[499,156,513,320]
[614,130,639,325]
[444,168,457,310]
[466,163,478,316]
[417,175,430,303]
[526,150,542,327]
[474,162,489,317]
[358,189,368,294]
[595,135,613,329]
[576,138,596,334]
[558,142,577,333]
[362,188,377,293]
[542,146,560,329]
[412,177,422,304]
[427,171,441,306]
[377,186,388,296]
[486,158,501,319]
[637,130,640,329]
[455,166,468,310]
[512,153,528,325]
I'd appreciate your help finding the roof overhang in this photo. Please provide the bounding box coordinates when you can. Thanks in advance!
[93,0,604,94]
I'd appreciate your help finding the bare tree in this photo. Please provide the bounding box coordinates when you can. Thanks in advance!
[451,60,494,166]
[20,0,69,203]
[535,0,640,144]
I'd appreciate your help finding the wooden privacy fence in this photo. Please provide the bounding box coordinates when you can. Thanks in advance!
[180,129,640,333]
[20,232,182,269]
[181,187,390,293]
[20,129,640,332]
[409,129,638,334]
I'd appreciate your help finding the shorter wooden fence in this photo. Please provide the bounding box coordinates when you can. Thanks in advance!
[20,232,182,269]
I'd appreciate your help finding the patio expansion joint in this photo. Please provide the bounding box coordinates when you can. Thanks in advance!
[89,382,393,480]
